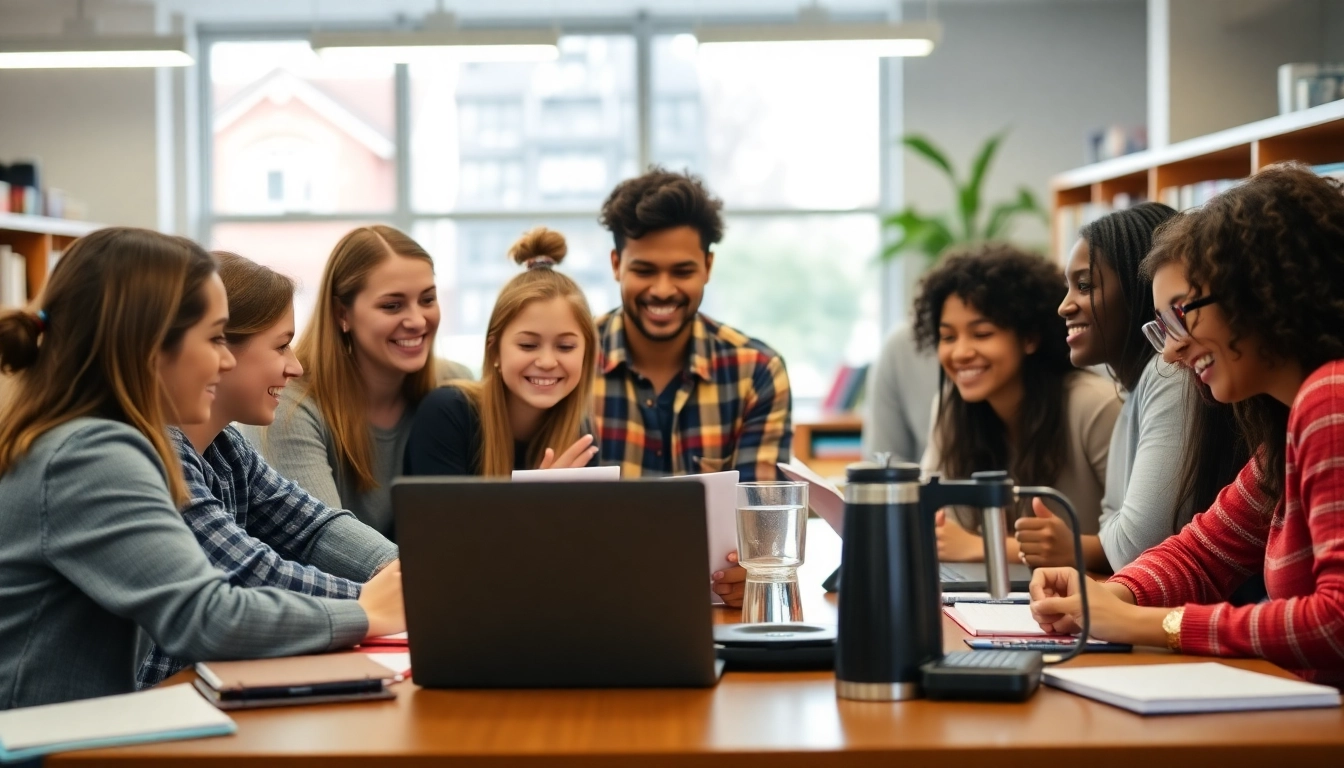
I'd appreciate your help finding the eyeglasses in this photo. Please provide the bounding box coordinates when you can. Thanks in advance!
[1141,295,1219,353]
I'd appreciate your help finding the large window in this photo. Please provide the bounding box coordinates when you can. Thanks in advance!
[204,28,886,407]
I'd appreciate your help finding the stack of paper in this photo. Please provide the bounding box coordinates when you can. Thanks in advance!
[0,685,235,762]
[944,602,1055,637]
[1043,662,1342,714]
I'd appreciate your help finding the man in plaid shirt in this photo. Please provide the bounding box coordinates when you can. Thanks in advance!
[593,167,793,485]
[136,427,396,688]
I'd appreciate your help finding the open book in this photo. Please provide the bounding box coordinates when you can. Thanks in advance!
[944,602,1055,637]
[1043,662,1342,715]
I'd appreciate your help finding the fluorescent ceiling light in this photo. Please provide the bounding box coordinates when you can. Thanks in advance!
[0,35,193,69]
[311,12,559,64]
[694,16,941,58]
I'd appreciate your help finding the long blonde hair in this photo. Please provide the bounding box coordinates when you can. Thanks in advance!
[292,225,437,492]
[457,227,598,476]
[0,227,218,506]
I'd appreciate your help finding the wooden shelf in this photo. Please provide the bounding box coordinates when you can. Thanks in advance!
[794,415,863,481]
[0,214,102,306]
[1049,100,1344,259]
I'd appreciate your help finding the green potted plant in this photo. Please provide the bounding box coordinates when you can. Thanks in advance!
[881,131,1047,265]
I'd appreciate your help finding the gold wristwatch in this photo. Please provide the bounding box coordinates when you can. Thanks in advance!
[1162,607,1185,652]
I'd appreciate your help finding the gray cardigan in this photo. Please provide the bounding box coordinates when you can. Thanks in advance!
[860,324,942,464]
[1097,356,1190,570]
[0,418,368,709]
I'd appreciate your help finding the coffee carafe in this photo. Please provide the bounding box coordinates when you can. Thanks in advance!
[834,462,1088,701]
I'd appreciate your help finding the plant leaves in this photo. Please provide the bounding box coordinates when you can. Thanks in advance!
[880,209,955,262]
[984,186,1047,241]
[902,135,956,179]
[960,132,1005,240]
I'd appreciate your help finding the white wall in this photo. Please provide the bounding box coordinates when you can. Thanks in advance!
[1163,0,1342,143]
[901,0,1148,252]
[0,2,160,228]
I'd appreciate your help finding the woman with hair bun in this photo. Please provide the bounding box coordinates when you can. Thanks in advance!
[405,227,600,476]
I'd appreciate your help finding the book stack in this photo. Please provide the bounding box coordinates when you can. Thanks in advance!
[1279,63,1344,114]
[0,245,27,308]
[1054,202,1111,263]
[821,363,870,414]
[193,653,398,710]
[1157,179,1241,211]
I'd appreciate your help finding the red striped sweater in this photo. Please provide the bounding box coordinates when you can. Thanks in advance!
[1111,361,1344,686]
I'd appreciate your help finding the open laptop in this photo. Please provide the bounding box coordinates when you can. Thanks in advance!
[938,562,1032,592]
[392,478,724,689]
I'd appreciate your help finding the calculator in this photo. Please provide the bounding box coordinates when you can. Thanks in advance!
[920,651,1043,702]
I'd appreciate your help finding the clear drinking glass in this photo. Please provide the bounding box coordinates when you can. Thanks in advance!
[736,481,809,623]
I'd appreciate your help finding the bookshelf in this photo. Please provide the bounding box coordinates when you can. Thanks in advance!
[0,213,100,308]
[1050,99,1344,262]
[793,415,864,481]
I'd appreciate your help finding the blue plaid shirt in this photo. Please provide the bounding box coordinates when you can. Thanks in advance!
[137,427,394,688]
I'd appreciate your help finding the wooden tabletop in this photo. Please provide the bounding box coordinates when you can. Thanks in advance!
[55,521,1344,767]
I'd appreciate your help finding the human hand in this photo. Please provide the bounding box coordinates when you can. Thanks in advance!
[358,558,405,639]
[1014,498,1076,568]
[936,509,985,562]
[538,434,599,469]
[712,551,747,608]
[1029,567,1143,641]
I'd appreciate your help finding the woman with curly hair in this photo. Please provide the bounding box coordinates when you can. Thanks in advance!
[1030,163,1344,686]
[915,245,1121,571]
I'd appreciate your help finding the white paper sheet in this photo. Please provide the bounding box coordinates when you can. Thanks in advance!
[511,465,621,482]
[1043,662,1342,715]
[661,470,739,577]
[777,458,845,534]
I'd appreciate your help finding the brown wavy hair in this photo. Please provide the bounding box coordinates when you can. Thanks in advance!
[1141,162,1344,508]
[289,225,438,493]
[913,244,1073,526]
[213,251,296,346]
[0,227,217,506]
[455,227,598,476]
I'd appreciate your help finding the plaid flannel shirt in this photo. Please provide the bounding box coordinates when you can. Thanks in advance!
[593,311,792,481]
[137,427,369,689]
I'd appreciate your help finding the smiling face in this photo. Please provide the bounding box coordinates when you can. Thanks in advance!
[937,294,1036,418]
[611,225,711,344]
[497,296,587,422]
[215,303,303,427]
[158,274,236,426]
[1059,238,1129,369]
[1150,262,1268,404]
[339,255,440,381]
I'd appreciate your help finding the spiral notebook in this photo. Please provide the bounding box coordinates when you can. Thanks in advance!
[0,684,235,762]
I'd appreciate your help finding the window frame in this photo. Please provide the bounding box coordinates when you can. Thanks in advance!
[196,17,906,410]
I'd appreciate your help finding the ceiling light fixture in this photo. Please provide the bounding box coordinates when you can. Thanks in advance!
[311,10,559,65]
[0,1,192,70]
[693,5,941,58]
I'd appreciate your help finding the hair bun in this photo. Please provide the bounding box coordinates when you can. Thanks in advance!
[0,310,44,374]
[509,227,567,268]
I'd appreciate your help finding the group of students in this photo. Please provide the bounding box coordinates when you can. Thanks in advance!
[902,162,1343,686]
[0,160,1341,713]
[0,168,789,710]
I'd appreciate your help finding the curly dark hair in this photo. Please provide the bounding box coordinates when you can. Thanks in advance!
[1141,162,1344,509]
[912,244,1073,525]
[598,166,724,256]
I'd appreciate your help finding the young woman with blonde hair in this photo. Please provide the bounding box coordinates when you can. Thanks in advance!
[405,227,599,475]
[138,252,400,689]
[0,228,401,709]
[248,225,440,539]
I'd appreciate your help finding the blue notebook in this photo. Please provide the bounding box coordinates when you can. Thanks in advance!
[0,684,236,762]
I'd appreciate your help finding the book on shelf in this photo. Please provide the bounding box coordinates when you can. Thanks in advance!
[821,363,871,414]
[1279,63,1344,115]
[1,245,27,308]
[1157,179,1241,212]
[1313,161,1344,181]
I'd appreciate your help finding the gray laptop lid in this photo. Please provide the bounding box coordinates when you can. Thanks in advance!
[939,562,1033,592]
[393,478,721,689]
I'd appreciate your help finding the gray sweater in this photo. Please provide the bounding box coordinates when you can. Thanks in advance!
[0,418,367,709]
[242,386,413,539]
[861,324,942,463]
[1097,356,1190,571]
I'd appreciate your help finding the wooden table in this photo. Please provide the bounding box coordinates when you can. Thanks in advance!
[55,522,1344,767]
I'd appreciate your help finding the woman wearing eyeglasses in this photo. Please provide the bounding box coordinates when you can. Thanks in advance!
[1031,163,1344,686]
